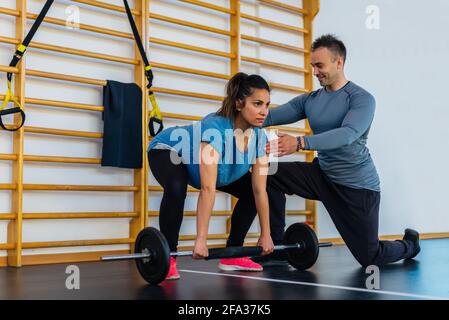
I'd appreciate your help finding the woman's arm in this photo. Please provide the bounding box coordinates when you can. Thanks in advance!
[251,155,274,254]
[193,142,219,258]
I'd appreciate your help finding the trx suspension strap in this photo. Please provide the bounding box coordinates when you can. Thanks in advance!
[0,0,55,132]
[123,0,163,136]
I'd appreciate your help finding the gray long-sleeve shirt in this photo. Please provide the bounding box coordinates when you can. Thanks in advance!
[264,81,380,192]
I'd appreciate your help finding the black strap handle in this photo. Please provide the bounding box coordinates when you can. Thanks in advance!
[149,116,164,137]
[0,107,26,131]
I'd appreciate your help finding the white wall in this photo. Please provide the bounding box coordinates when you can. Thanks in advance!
[314,0,449,238]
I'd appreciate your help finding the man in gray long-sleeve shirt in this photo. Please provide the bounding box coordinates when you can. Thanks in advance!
[227,34,421,268]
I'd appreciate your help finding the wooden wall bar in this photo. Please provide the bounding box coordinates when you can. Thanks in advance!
[0,0,319,265]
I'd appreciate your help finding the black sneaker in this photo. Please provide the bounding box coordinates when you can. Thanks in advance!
[403,228,421,260]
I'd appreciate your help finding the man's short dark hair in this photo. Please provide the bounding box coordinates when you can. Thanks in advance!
[312,34,347,63]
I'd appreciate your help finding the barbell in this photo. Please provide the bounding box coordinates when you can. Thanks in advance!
[102,222,332,285]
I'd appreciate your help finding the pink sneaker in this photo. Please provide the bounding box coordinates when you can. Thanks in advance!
[218,257,263,271]
[165,257,180,280]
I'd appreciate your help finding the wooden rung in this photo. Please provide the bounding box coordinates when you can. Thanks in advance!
[150,37,234,59]
[0,35,19,45]
[148,210,231,217]
[27,69,225,105]
[23,184,139,192]
[177,241,259,251]
[25,96,104,112]
[22,238,134,249]
[0,65,19,73]
[149,186,225,193]
[0,153,17,161]
[27,69,107,86]
[174,233,259,241]
[23,212,138,219]
[151,61,230,80]
[180,234,230,241]
[24,155,101,165]
[245,233,260,238]
[0,6,20,17]
[30,63,227,85]
[0,243,15,250]
[29,41,138,65]
[160,112,202,121]
[72,0,140,16]
[179,0,235,15]
[241,34,308,54]
[298,150,315,156]
[0,214,16,220]
[240,13,309,34]
[270,82,308,93]
[0,37,137,66]
[268,126,310,134]
[149,186,198,193]
[0,94,14,102]
[151,87,224,101]
[14,67,227,102]
[242,56,309,73]
[24,126,103,139]
[259,0,308,15]
[0,7,133,39]
[286,210,312,216]
[149,13,233,37]
[0,184,16,190]
[26,13,133,40]
[185,210,231,217]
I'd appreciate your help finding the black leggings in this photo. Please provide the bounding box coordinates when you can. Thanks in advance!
[148,149,260,252]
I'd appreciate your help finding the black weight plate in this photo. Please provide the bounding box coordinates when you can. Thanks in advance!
[283,223,319,270]
[135,227,170,285]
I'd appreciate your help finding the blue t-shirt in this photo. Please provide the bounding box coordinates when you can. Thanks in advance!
[148,113,267,189]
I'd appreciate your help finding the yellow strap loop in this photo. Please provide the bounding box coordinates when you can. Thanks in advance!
[1,44,27,111]
[1,81,23,111]
[148,93,162,120]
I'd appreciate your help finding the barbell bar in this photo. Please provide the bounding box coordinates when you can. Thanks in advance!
[101,242,332,262]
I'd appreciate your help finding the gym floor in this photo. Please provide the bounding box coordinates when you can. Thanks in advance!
[1,238,448,300]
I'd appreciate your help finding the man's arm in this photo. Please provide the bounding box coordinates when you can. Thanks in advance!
[304,93,376,151]
[263,94,307,127]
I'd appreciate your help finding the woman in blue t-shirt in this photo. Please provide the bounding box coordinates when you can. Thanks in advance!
[148,73,274,280]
